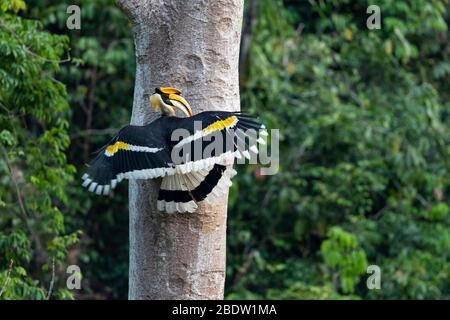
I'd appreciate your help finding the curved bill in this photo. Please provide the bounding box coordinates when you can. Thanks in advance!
[169,93,193,117]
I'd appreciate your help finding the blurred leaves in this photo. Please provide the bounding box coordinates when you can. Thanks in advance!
[226,0,450,299]
[0,0,77,299]
[25,0,135,299]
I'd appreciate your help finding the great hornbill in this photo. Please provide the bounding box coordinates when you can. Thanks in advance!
[82,87,267,213]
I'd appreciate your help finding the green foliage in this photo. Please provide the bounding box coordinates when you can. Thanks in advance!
[225,0,450,299]
[0,2,77,299]
[0,0,25,13]
[321,227,367,293]
[27,0,135,299]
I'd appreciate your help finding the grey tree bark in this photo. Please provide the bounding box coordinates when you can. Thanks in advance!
[117,0,244,300]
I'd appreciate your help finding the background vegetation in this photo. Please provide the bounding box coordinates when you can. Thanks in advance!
[1,0,449,299]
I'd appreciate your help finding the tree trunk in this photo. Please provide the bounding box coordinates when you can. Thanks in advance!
[117,0,244,300]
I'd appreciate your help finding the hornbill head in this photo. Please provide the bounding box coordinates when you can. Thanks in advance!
[150,87,193,117]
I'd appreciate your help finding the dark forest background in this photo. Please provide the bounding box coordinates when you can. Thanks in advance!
[1,0,449,299]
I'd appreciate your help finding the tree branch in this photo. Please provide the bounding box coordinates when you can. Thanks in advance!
[0,146,46,265]
[70,128,118,139]
[45,257,56,300]
[0,260,13,298]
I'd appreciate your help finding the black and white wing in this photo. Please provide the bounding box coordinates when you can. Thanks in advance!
[156,111,267,213]
[81,124,174,195]
[82,111,268,213]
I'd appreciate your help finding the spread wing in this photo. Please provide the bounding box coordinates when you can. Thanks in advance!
[166,111,267,172]
[81,124,174,195]
[156,111,267,212]
[82,111,268,213]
